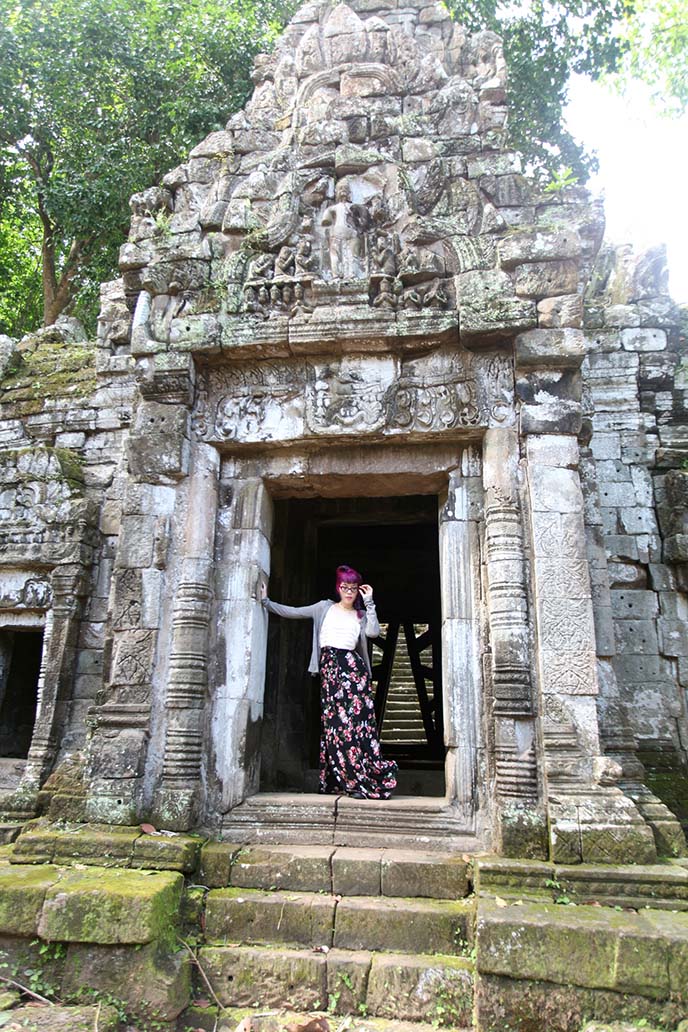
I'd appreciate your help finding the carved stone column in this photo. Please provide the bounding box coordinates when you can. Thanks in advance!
[482,428,544,856]
[12,567,86,815]
[525,434,657,863]
[152,442,219,830]
[439,451,484,828]
[210,473,274,822]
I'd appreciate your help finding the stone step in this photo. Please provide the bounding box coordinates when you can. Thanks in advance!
[198,945,474,1024]
[0,862,183,945]
[475,895,688,1029]
[381,729,429,742]
[0,1003,120,1030]
[10,818,201,871]
[476,855,688,911]
[220,792,477,851]
[200,843,472,898]
[205,887,474,955]
[192,1008,472,1032]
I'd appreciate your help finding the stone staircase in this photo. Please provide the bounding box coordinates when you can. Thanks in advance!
[197,843,475,1027]
[1,822,688,1030]
[379,632,429,748]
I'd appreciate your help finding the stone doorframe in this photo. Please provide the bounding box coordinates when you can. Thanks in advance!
[0,564,89,818]
[204,439,489,840]
[153,426,549,854]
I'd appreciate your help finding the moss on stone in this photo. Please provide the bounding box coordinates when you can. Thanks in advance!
[37,866,183,947]
[0,337,96,415]
[199,841,237,888]
[62,941,191,1022]
[0,864,60,936]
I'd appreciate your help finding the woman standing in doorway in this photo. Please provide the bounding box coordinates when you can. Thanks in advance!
[260,565,397,799]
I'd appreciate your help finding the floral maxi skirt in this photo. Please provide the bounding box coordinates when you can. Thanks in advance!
[319,646,397,799]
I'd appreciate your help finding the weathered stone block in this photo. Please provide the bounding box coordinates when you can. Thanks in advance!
[538,293,583,328]
[332,848,382,896]
[2,1004,120,1030]
[205,888,336,948]
[475,972,685,1032]
[0,865,60,936]
[658,617,688,657]
[199,842,239,888]
[62,941,191,1020]
[326,948,370,1013]
[230,845,333,892]
[381,852,471,899]
[620,328,667,352]
[366,952,474,1025]
[460,299,537,341]
[333,896,473,954]
[37,867,183,945]
[499,228,581,268]
[513,260,579,299]
[127,401,190,482]
[131,831,202,871]
[515,328,585,369]
[477,898,682,997]
[610,589,659,621]
[199,945,327,1009]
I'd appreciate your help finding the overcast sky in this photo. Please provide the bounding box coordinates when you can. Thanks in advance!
[565,76,688,305]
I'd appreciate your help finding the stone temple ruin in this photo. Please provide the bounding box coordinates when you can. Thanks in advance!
[0,0,686,869]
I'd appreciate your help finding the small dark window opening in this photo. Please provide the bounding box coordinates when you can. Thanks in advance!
[0,630,43,758]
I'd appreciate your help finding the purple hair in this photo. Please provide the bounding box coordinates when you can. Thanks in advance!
[336,564,364,615]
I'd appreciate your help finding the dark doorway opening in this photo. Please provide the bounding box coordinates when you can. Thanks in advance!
[0,629,43,758]
[261,496,444,796]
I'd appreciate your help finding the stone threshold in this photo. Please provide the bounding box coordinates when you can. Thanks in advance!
[219,792,479,851]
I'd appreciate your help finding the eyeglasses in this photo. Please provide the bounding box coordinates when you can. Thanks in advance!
[339,584,359,594]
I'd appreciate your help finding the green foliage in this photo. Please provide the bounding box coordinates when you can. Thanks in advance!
[445,0,630,182]
[0,0,685,334]
[0,0,298,330]
[544,166,579,193]
[613,0,688,115]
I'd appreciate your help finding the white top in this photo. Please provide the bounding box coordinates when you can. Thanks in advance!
[319,603,361,651]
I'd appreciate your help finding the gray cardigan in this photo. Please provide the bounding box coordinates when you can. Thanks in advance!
[262,598,380,675]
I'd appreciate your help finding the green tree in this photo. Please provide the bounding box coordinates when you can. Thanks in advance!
[1,0,684,337]
[0,0,296,335]
[613,0,688,115]
[446,0,632,182]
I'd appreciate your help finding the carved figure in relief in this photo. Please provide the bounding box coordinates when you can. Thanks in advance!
[246,252,274,282]
[321,180,370,280]
[399,245,420,277]
[403,286,423,310]
[275,245,295,277]
[373,277,396,309]
[291,282,313,317]
[243,285,259,313]
[260,566,397,799]
[371,234,397,277]
[472,31,507,91]
[309,369,386,432]
[422,280,449,309]
[257,285,270,309]
[294,237,314,275]
[217,395,264,439]
[20,579,52,609]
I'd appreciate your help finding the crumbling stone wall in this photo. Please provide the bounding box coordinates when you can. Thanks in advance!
[580,244,688,842]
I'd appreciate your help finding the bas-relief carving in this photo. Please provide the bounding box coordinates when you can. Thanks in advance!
[195,348,513,444]
[0,577,53,611]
